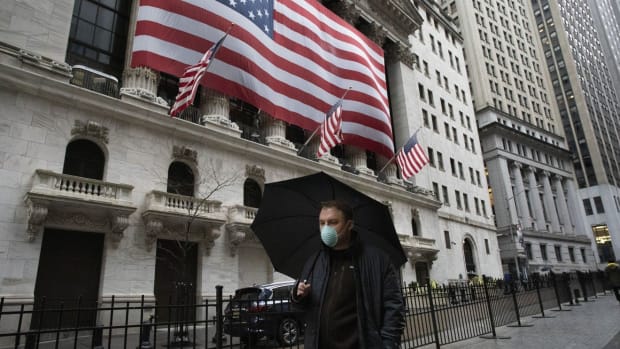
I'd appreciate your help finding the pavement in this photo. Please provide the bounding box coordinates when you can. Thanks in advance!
[427,292,620,349]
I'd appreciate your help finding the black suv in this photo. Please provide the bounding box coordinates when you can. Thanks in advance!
[223,280,304,347]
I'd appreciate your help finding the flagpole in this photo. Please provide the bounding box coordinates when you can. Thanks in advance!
[296,87,352,156]
[378,127,423,177]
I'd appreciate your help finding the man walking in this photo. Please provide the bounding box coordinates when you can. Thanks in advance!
[291,200,405,348]
[605,259,620,303]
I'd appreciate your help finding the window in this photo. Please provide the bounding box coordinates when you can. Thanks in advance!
[419,83,426,100]
[432,182,440,201]
[554,245,562,262]
[463,193,469,211]
[431,115,438,132]
[450,158,457,176]
[67,0,132,78]
[458,162,464,179]
[442,185,450,205]
[593,196,605,213]
[580,248,587,263]
[423,109,430,127]
[481,200,487,216]
[583,199,593,215]
[525,243,533,259]
[455,190,462,209]
[444,230,451,249]
[167,161,195,197]
[243,178,262,208]
[484,238,490,254]
[437,152,444,171]
[568,247,575,263]
[428,148,435,167]
[62,139,105,180]
[540,244,548,261]
[474,198,480,215]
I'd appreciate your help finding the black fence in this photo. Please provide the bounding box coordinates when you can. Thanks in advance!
[0,271,611,349]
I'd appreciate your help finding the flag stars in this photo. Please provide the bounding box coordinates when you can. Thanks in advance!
[229,0,237,7]
[248,10,255,20]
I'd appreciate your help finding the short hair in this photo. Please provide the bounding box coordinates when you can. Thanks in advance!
[320,200,353,221]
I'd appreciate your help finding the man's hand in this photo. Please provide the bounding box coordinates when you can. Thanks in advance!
[296,280,311,298]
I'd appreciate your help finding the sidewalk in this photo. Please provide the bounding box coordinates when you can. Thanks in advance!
[432,293,620,349]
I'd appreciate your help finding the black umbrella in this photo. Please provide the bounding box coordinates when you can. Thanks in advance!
[250,172,407,279]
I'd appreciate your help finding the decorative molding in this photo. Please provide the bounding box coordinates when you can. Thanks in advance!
[144,218,164,251]
[226,224,258,256]
[71,120,109,144]
[245,164,265,182]
[385,42,415,68]
[326,1,361,25]
[172,145,198,165]
[110,214,130,242]
[46,212,108,230]
[25,199,48,242]
[120,67,168,106]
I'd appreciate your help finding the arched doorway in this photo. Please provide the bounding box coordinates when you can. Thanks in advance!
[414,262,429,285]
[463,238,477,278]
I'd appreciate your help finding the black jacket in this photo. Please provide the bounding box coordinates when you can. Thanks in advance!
[291,236,405,349]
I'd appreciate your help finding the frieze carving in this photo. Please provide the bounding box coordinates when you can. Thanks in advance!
[25,199,48,242]
[326,1,361,25]
[46,212,108,230]
[173,145,198,165]
[385,42,415,68]
[71,120,109,144]
[245,165,265,182]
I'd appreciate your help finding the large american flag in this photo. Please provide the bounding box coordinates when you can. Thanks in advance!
[396,133,429,180]
[316,100,343,158]
[131,0,395,158]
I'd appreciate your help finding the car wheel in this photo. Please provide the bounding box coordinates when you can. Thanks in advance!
[277,318,299,346]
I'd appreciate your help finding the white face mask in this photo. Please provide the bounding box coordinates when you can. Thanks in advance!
[320,225,338,247]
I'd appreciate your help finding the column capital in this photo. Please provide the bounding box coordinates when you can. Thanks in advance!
[510,162,522,169]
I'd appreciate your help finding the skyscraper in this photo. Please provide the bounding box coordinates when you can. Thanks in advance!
[532,0,620,264]
[443,0,597,276]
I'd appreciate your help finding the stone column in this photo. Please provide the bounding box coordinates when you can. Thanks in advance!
[540,172,561,233]
[553,176,573,235]
[377,155,401,185]
[525,167,545,230]
[564,179,588,237]
[344,146,375,177]
[511,163,533,229]
[264,117,296,152]
[200,89,241,136]
[119,0,167,107]
[307,137,340,168]
[487,157,517,227]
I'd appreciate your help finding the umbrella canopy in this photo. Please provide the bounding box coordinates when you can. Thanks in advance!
[251,172,407,279]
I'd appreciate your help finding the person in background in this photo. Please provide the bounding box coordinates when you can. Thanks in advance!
[604,259,620,303]
[291,200,405,349]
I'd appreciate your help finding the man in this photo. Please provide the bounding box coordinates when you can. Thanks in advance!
[291,200,405,349]
[604,259,620,303]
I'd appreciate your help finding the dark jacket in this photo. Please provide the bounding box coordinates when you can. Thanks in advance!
[606,262,620,287]
[292,236,405,349]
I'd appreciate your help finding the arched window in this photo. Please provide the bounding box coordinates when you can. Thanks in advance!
[243,179,262,208]
[62,139,105,180]
[167,162,195,197]
[463,239,477,276]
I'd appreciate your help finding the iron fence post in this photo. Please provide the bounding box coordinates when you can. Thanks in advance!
[425,278,441,349]
[215,285,223,349]
[507,280,532,327]
[478,276,510,340]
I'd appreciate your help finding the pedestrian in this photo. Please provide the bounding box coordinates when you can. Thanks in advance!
[291,200,405,349]
[604,259,620,303]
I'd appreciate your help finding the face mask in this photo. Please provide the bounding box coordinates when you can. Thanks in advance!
[320,225,338,247]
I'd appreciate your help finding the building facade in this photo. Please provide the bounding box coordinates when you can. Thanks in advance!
[443,0,598,277]
[407,0,502,282]
[531,0,620,265]
[0,0,505,321]
[587,0,620,103]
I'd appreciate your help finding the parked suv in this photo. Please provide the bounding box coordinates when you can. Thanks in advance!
[223,280,304,346]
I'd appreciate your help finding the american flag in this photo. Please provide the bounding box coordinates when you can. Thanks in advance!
[396,133,429,180]
[170,34,226,117]
[317,100,343,158]
[131,0,395,158]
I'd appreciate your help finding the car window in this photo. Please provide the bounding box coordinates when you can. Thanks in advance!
[234,288,261,300]
[272,286,291,299]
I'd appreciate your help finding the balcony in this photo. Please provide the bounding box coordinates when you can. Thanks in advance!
[70,65,119,98]
[25,170,136,241]
[399,234,440,265]
[142,191,226,252]
[225,205,259,256]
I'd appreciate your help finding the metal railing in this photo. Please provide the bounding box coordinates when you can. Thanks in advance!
[0,271,610,349]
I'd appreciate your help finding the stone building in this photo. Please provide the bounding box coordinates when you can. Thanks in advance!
[531,0,620,266]
[443,0,598,276]
[0,0,504,319]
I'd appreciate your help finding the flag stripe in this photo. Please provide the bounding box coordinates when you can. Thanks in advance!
[131,0,394,158]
